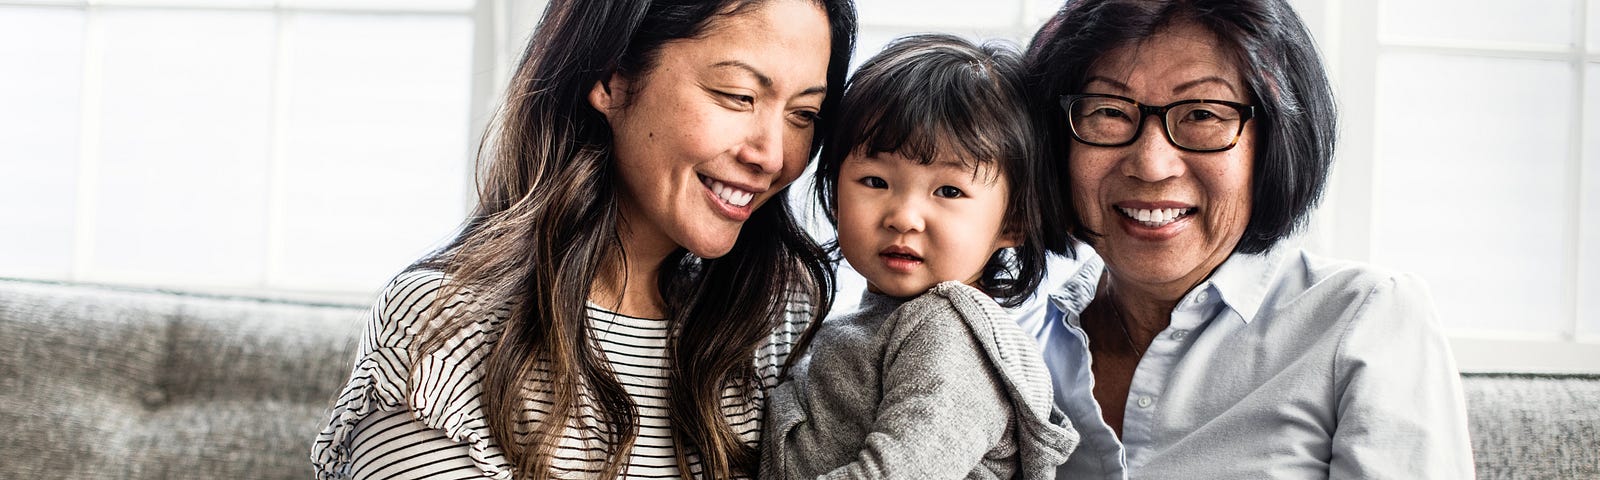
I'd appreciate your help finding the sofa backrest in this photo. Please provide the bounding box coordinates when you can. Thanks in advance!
[0,278,366,480]
[3,278,1598,479]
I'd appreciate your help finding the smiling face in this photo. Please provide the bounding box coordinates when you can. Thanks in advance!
[836,151,1018,298]
[590,0,831,261]
[1068,22,1255,300]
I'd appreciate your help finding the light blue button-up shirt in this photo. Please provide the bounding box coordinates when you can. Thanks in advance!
[1014,246,1475,479]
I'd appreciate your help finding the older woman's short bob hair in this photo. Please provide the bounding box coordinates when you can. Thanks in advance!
[1024,0,1338,255]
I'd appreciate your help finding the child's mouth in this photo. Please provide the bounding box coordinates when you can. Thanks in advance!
[879,247,924,272]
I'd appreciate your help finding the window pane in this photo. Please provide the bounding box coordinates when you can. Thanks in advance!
[0,7,84,278]
[94,0,273,7]
[1372,53,1573,334]
[1026,0,1062,25]
[1380,0,1575,46]
[1591,0,1600,51]
[1583,64,1599,335]
[280,0,472,12]
[853,28,907,71]
[275,12,473,292]
[858,0,1022,29]
[91,9,275,286]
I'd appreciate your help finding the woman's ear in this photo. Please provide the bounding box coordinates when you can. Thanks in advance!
[587,72,627,119]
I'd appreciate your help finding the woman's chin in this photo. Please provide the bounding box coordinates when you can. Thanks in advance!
[679,233,740,260]
[1102,249,1204,290]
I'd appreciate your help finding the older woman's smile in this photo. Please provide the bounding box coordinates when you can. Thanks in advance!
[1109,196,1203,243]
[1114,204,1198,228]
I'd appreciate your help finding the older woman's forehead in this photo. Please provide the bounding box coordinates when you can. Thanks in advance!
[1084,23,1246,100]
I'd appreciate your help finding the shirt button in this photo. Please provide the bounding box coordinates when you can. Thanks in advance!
[1195,290,1210,304]
[1137,396,1153,408]
[1171,329,1189,340]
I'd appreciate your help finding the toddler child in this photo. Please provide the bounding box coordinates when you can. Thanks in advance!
[761,34,1078,479]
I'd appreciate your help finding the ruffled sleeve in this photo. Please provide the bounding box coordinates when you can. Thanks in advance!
[310,270,513,479]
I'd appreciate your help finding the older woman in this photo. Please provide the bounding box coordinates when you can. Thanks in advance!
[1019,0,1473,478]
[309,0,855,479]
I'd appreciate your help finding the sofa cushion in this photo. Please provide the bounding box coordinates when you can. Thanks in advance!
[0,278,366,480]
[1462,372,1600,479]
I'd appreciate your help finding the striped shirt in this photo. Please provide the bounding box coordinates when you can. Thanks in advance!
[310,270,814,479]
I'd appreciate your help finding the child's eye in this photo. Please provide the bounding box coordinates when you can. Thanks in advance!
[858,176,888,189]
[934,186,965,198]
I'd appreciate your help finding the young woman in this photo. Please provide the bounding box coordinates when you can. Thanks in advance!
[310,0,857,478]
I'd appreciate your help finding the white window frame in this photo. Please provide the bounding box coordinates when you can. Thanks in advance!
[0,0,490,303]
[1298,0,1600,373]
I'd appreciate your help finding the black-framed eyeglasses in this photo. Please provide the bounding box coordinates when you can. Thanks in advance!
[1059,93,1256,153]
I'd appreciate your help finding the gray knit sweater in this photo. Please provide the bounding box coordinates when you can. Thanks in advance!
[761,281,1078,479]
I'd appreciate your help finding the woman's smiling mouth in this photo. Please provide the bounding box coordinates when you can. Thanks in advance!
[701,175,756,207]
[1116,206,1198,228]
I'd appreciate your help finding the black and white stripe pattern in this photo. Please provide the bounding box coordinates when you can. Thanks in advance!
[311,270,813,479]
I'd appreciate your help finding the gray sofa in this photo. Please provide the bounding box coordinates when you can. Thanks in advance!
[1,277,1597,479]
[0,278,366,479]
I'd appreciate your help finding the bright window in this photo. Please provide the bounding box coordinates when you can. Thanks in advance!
[0,0,475,298]
[1301,0,1599,372]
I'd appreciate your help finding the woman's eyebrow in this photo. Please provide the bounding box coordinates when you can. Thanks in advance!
[712,60,827,97]
[1084,75,1240,97]
[1172,76,1239,96]
[712,60,773,88]
[1084,75,1130,92]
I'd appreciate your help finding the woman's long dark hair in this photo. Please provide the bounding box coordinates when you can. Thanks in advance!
[408,0,854,478]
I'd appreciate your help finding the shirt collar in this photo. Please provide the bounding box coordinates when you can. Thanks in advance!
[1191,245,1288,324]
[1047,247,1104,328]
[1045,244,1288,326]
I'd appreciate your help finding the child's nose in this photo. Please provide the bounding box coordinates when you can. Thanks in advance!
[883,203,925,234]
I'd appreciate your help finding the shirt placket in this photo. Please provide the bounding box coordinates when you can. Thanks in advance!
[1049,295,1129,479]
[1119,285,1214,469]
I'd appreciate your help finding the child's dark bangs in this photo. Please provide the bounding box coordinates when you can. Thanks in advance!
[853,80,1011,174]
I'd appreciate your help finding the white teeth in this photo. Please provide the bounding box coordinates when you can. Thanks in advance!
[1117,206,1190,227]
[705,178,755,207]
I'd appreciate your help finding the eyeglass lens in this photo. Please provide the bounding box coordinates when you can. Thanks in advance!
[1068,96,1244,151]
